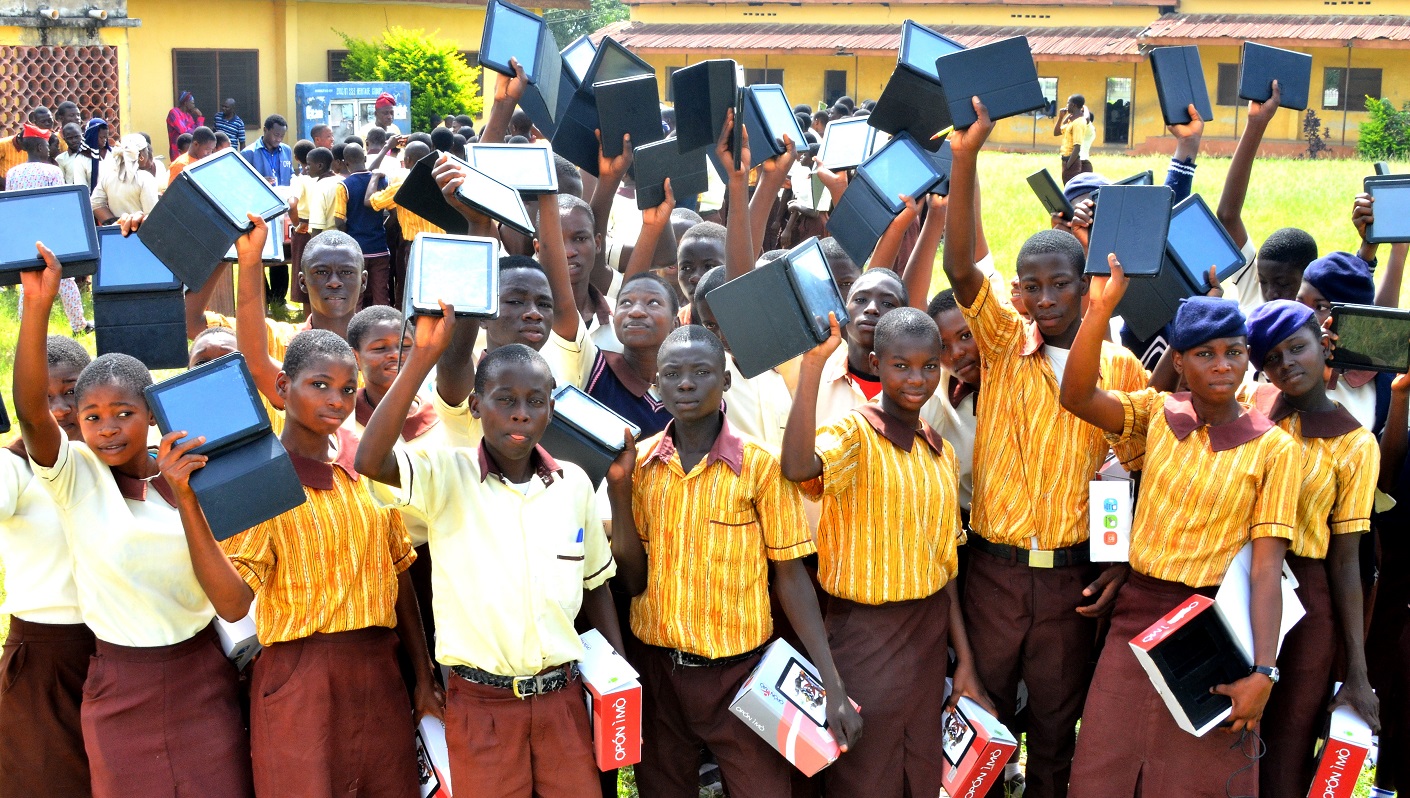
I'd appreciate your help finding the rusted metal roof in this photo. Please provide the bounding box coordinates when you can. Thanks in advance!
[592,21,1144,61]
[1140,14,1410,48]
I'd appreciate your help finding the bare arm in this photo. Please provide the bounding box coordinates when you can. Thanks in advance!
[1375,243,1407,308]
[749,135,796,261]
[780,316,841,483]
[1216,82,1281,249]
[869,197,918,273]
[231,217,282,407]
[159,432,255,622]
[1326,533,1379,730]
[623,182,676,280]
[604,434,645,596]
[13,246,66,467]
[483,60,529,145]
[1213,536,1287,734]
[717,110,755,280]
[579,583,627,658]
[356,311,458,486]
[776,557,863,750]
[395,569,446,721]
[1381,374,1410,491]
[903,195,945,309]
[945,580,998,715]
[589,132,632,272]
[1059,256,1129,434]
[941,98,994,308]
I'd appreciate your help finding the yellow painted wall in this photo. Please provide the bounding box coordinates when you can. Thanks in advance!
[1179,0,1410,15]
[632,3,1160,28]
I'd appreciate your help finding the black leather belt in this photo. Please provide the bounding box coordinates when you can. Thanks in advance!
[451,663,578,699]
[968,533,1090,569]
[669,645,763,668]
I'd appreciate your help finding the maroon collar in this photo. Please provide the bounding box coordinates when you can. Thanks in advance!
[476,443,562,487]
[602,351,653,398]
[1019,319,1046,357]
[286,426,361,490]
[111,458,178,506]
[1250,383,1363,439]
[1162,392,1275,453]
[354,388,440,442]
[648,416,744,475]
[853,403,946,455]
[949,376,978,409]
[1329,368,1378,390]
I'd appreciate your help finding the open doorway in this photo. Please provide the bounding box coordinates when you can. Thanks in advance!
[1104,76,1132,146]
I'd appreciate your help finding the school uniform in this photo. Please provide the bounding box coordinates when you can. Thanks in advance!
[802,403,961,797]
[221,427,418,797]
[920,371,979,513]
[631,420,815,797]
[0,441,93,797]
[379,442,615,798]
[722,358,792,450]
[552,323,673,437]
[958,277,1148,798]
[32,436,252,798]
[1069,389,1299,798]
[332,173,394,308]
[1242,385,1378,798]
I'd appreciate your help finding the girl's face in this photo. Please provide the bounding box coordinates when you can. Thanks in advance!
[1174,336,1250,407]
[356,320,412,394]
[1261,326,1326,399]
[276,354,358,436]
[78,382,155,468]
[613,282,678,352]
[48,364,83,440]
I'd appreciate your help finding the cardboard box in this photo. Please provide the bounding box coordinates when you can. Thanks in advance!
[414,716,453,798]
[1307,705,1374,798]
[215,608,260,672]
[941,697,1018,798]
[1089,458,1133,562]
[729,639,856,776]
[578,629,642,771]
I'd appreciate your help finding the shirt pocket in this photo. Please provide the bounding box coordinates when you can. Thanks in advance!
[551,529,589,610]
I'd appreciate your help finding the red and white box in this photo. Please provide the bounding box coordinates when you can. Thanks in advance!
[414,716,452,798]
[1307,705,1374,798]
[941,696,1018,798]
[1129,594,1250,736]
[216,604,261,672]
[729,639,857,776]
[578,629,642,771]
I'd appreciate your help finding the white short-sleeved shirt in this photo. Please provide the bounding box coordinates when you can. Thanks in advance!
[0,448,84,625]
[723,358,792,451]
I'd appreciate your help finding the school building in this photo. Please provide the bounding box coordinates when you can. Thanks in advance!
[0,0,584,144]
[596,0,1410,156]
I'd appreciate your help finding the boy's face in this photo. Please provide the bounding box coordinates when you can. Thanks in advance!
[1257,259,1304,303]
[48,363,82,441]
[825,254,861,300]
[677,237,724,303]
[1173,336,1248,406]
[277,354,359,435]
[190,139,216,160]
[657,339,730,424]
[694,298,729,351]
[561,207,600,288]
[301,245,365,320]
[356,319,412,395]
[78,383,155,468]
[1016,253,1087,340]
[845,272,905,355]
[1296,281,1332,325]
[188,334,237,368]
[470,361,555,462]
[869,334,942,414]
[486,269,554,351]
[307,158,329,178]
[614,282,678,351]
[314,130,334,149]
[933,308,981,387]
[62,125,82,154]
[1261,325,1325,399]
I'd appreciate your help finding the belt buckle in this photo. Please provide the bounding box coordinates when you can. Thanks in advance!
[1028,549,1055,569]
[512,675,535,699]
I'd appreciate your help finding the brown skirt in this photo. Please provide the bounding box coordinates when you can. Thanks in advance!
[1069,572,1258,798]
[83,622,253,798]
[0,618,95,798]
[1260,555,1335,798]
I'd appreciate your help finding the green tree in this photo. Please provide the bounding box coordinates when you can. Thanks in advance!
[336,27,483,131]
[1357,96,1410,161]
[545,0,629,48]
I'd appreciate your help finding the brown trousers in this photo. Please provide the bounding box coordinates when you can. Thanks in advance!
[962,549,1097,798]
[360,253,393,309]
[83,623,252,798]
[250,627,417,797]
[1069,572,1258,798]
[634,645,792,798]
[445,668,600,798]
[0,618,94,798]
[1260,555,1335,798]
[823,588,951,798]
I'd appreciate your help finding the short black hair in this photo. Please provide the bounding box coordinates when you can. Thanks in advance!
[1258,228,1318,269]
[1016,228,1085,275]
[292,139,313,164]
[263,114,288,131]
[346,306,406,350]
[819,237,854,267]
[927,288,959,318]
[282,329,355,380]
[554,155,583,198]
[408,131,433,147]
[307,146,333,169]
[331,143,347,162]
[191,325,236,348]
[557,194,595,226]
[835,96,855,112]
[214,131,231,147]
[851,267,908,305]
[47,335,92,371]
[1068,94,1086,108]
[176,132,193,150]
[500,254,544,273]
[874,307,940,355]
[190,126,216,145]
[681,221,726,247]
[76,353,152,402]
[813,110,829,126]
[310,123,331,138]
[690,265,729,323]
[660,324,726,369]
[364,127,389,147]
[344,135,364,148]
[621,271,680,315]
[475,343,553,395]
[506,135,530,145]
[759,249,788,267]
[455,115,475,127]
[509,110,533,135]
[302,230,365,274]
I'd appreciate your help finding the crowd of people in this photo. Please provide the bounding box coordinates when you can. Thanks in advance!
[0,56,1407,798]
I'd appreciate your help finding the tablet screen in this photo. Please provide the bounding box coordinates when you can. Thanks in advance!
[188,152,286,227]
[0,189,95,265]
[1168,200,1243,289]
[1370,182,1410,241]
[96,231,179,291]
[818,118,873,170]
[484,1,543,81]
[1333,310,1410,372]
[153,359,264,450]
[753,86,806,150]
[413,237,496,316]
[562,37,597,83]
[456,165,535,233]
[469,145,557,192]
[786,239,848,340]
[901,23,963,79]
[590,41,651,86]
[862,139,936,204]
[553,385,638,448]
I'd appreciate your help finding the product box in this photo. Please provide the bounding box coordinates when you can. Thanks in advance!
[578,629,642,771]
[729,638,856,776]
[941,697,1019,798]
[1307,705,1375,798]
[1129,595,1251,736]
[414,716,453,798]
[215,609,261,672]
[1088,456,1133,562]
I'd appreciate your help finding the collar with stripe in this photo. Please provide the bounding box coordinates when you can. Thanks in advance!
[1162,392,1275,453]
[853,403,947,455]
[111,454,178,505]
[648,416,744,475]
[286,426,361,489]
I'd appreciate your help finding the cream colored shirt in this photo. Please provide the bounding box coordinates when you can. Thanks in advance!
[919,374,978,512]
[56,151,91,188]
[0,449,84,625]
[91,169,160,217]
[724,358,792,451]
[33,437,216,646]
[343,395,451,547]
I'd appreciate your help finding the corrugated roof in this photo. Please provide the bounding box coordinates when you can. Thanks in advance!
[592,21,1144,61]
[627,0,1165,5]
[1140,14,1410,47]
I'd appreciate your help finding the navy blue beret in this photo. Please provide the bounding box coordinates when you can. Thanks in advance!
[1303,252,1374,307]
[1170,296,1247,352]
[1246,299,1316,370]
[1063,172,1109,204]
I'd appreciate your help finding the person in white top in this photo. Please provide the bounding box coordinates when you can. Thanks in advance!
[358,92,402,142]
[91,133,160,224]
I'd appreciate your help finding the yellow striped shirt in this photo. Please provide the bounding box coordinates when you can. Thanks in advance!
[0,137,26,179]
[370,175,445,241]
[961,278,1149,549]
[631,421,815,659]
[804,404,960,605]
[1111,389,1298,587]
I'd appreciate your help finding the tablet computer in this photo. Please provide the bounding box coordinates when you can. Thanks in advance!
[95,226,181,293]
[581,37,654,97]
[1165,194,1245,293]
[899,20,964,81]
[146,353,269,455]
[223,220,286,263]
[594,73,664,158]
[1328,303,1410,373]
[1375,161,1392,177]
[746,85,808,159]
[784,237,850,341]
[1364,175,1410,244]
[185,150,289,230]
[933,36,1046,129]
[552,384,639,451]
[858,134,942,215]
[0,184,101,274]
[1238,42,1312,111]
[468,142,559,195]
[1114,170,1154,187]
[1149,45,1214,126]
[1027,169,1074,221]
[450,156,537,237]
[817,117,877,171]
[562,35,597,86]
[1084,185,1174,278]
[405,233,500,318]
[478,0,547,83]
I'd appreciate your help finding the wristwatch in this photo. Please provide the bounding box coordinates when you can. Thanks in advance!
[1250,665,1280,683]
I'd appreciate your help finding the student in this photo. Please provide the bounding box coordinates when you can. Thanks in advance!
[296,147,337,239]
[1062,271,1299,798]
[13,246,252,798]
[942,98,1148,798]
[1053,94,1092,184]
[188,325,238,367]
[923,289,982,517]
[781,308,988,797]
[673,222,726,323]
[354,310,630,798]
[617,325,861,796]
[1242,300,1380,798]
[168,125,216,183]
[1297,252,1383,430]
[330,144,393,308]
[655,209,704,304]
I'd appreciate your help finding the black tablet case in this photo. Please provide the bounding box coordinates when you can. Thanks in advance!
[550,89,605,176]
[825,135,946,265]
[924,139,955,197]
[1150,46,1214,126]
[538,388,635,488]
[1363,175,1410,244]
[518,41,567,139]
[742,86,805,161]
[478,0,547,82]
[933,37,1047,129]
[595,73,665,158]
[0,184,100,286]
[1328,303,1410,373]
[403,235,500,319]
[93,232,188,370]
[392,152,471,235]
[671,60,739,154]
[870,65,953,152]
[705,256,842,378]
[1239,42,1312,111]
[1027,169,1074,220]
[1140,604,1251,734]
[634,137,709,210]
[1084,185,1174,278]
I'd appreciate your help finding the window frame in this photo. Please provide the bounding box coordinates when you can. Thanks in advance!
[171,48,261,129]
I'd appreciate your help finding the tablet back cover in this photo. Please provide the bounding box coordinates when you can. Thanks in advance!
[934,37,1046,129]
[1239,42,1312,111]
[540,422,613,488]
[635,138,709,210]
[1150,46,1213,125]
[190,434,307,541]
[672,60,738,153]
[136,174,239,291]
[825,183,892,268]
[393,153,471,235]
[595,74,665,158]
[1084,185,1174,277]
[551,89,603,175]
[1115,257,1194,342]
[870,65,953,151]
[705,260,820,378]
